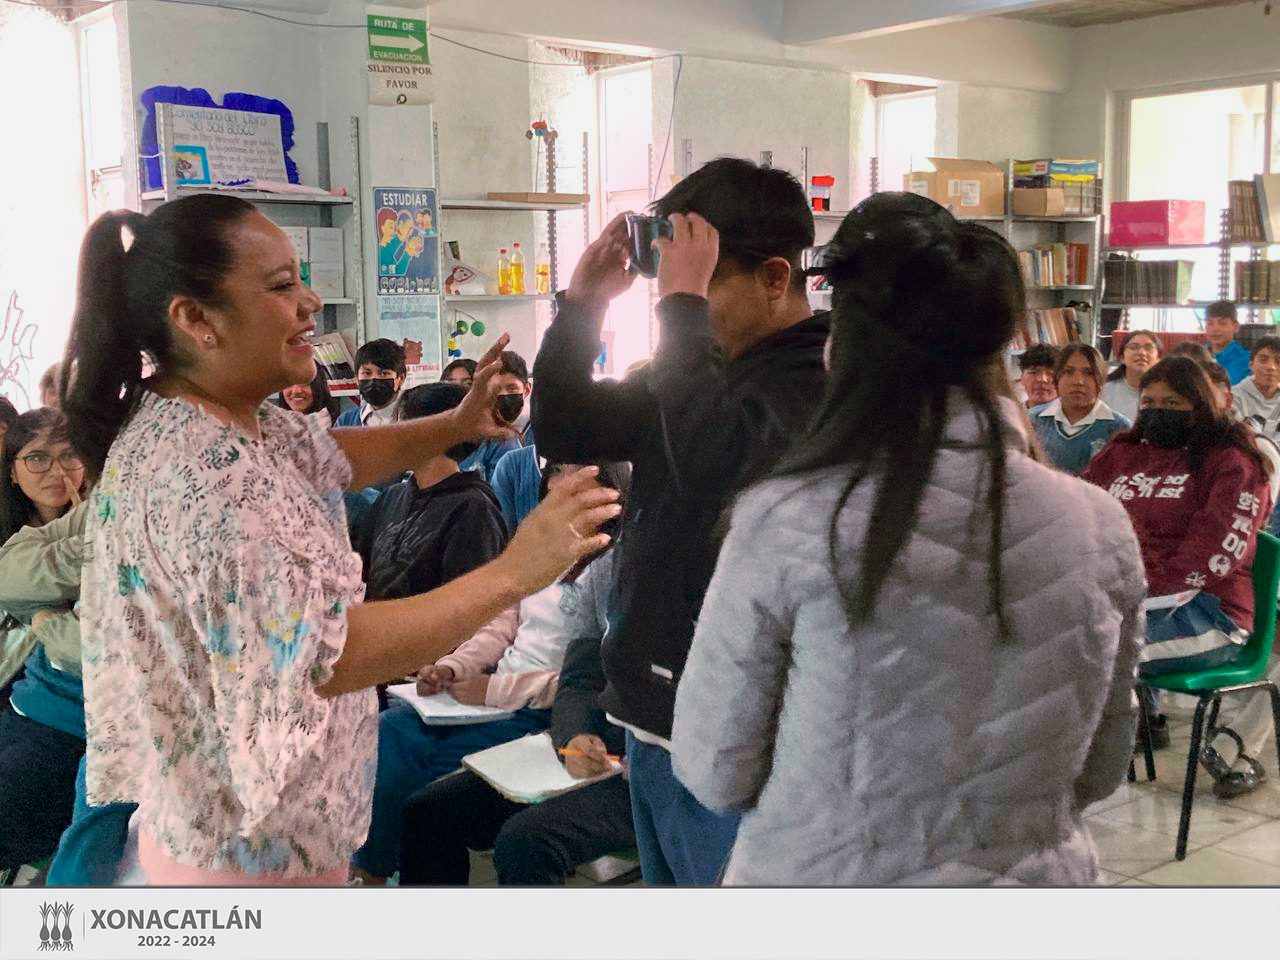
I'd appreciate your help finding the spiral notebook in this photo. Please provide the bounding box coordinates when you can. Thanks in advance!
[386,682,514,725]
[462,733,623,804]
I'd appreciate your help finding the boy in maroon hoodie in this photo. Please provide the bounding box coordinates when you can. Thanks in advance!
[1084,356,1273,797]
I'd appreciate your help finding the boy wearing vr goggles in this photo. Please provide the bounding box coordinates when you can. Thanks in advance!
[531,157,828,886]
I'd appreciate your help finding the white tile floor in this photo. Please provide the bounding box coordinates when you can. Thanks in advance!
[1086,712,1280,886]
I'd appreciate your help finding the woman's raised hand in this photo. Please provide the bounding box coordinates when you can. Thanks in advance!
[495,467,621,595]
[449,334,520,443]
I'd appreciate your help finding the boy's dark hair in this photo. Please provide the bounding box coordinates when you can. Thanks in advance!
[355,338,406,377]
[1251,335,1280,360]
[652,157,814,292]
[0,397,18,431]
[1169,341,1214,365]
[397,382,474,462]
[1206,300,1238,323]
[1017,344,1058,373]
[499,350,529,384]
[1200,359,1231,388]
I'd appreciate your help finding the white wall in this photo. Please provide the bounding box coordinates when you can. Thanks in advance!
[955,84,1056,160]
[0,4,85,408]
[666,56,854,211]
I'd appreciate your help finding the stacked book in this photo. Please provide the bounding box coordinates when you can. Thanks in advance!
[1018,243,1091,288]
[1102,257,1195,304]
[1228,180,1266,243]
[1011,307,1084,349]
[1235,261,1280,304]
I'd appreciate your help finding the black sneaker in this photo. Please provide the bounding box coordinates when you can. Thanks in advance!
[1135,714,1170,753]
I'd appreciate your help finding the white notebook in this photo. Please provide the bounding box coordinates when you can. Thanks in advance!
[1142,589,1200,614]
[386,682,515,725]
[463,732,623,804]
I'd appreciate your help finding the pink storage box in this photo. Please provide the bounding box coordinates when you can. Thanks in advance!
[1109,200,1206,247]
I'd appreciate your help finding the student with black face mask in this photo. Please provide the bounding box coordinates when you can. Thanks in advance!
[1084,356,1275,798]
[461,351,531,483]
[336,339,406,427]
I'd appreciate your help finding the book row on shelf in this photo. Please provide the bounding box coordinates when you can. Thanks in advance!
[1227,179,1270,243]
[1010,307,1085,350]
[1102,257,1194,305]
[1235,261,1280,305]
[1018,242,1091,288]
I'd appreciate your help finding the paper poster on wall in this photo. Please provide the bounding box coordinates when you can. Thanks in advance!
[169,105,288,183]
[367,10,435,105]
[377,295,442,379]
[374,187,439,295]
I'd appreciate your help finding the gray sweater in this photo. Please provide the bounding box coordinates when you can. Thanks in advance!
[672,395,1146,886]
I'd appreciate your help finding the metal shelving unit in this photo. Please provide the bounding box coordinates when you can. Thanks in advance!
[146,104,367,372]
[432,123,589,363]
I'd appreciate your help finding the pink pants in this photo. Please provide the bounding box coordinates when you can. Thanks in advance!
[139,833,349,886]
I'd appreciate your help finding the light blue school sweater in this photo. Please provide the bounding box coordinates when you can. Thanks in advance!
[1030,400,1131,476]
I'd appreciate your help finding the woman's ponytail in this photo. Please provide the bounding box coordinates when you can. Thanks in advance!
[62,211,146,482]
[61,194,255,482]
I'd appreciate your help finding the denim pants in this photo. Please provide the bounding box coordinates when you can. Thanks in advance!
[352,702,550,877]
[625,732,739,886]
[46,754,136,886]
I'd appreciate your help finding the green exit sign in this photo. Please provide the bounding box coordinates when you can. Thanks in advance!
[367,15,428,64]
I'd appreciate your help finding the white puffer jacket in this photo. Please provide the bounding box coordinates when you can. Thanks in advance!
[672,394,1146,886]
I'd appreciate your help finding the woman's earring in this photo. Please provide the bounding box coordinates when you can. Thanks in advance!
[204,335,215,345]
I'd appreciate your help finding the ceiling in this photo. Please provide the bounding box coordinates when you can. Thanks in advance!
[1004,0,1262,28]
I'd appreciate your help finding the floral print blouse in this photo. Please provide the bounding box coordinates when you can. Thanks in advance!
[81,392,377,877]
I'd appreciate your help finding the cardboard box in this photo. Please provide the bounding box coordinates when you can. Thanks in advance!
[308,262,345,299]
[279,226,309,261]
[1109,200,1206,247]
[1013,188,1067,217]
[307,227,345,264]
[904,158,1005,217]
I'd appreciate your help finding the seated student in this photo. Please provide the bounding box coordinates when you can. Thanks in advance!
[441,358,477,392]
[1016,343,1058,409]
[1030,343,1130,475]
[351,461,629,884]
[398,548,635,886]
[0,410,88,873]
[490,444,542,533]
[460,351,529,481]
[1102,330,1161,423]
[1205,300,1250,386]
[1083,356,1275,798]
[1231,335,1280,427]
[276,361,342,428]
[358,382,509,601]
[335,338,406,427]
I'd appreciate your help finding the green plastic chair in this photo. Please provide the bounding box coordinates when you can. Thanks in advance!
[1137,530,1280,861]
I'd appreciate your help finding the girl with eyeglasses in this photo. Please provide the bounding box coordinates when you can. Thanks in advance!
[0,408,89,874]
[1102,330,1162,423]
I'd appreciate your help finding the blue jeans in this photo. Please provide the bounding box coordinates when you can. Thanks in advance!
[47,755,135,886]
[352,703,550,877]
[626,732,739,886]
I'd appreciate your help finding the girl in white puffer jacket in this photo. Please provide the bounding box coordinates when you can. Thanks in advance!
[672,193,1146,886]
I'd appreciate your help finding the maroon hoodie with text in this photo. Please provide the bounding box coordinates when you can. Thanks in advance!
[1082,440,1270,631]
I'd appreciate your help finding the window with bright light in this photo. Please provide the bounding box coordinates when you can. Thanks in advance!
[1123,81,1279,330]
[876,92,936,194]
[597,65,654,375]
[79,11,124,218]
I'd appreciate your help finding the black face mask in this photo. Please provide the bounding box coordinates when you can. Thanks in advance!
[496,394,525,424]
[358,377,397,408]
[1137,408,1193,448]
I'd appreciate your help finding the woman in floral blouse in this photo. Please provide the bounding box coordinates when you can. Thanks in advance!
[60,195,620,885]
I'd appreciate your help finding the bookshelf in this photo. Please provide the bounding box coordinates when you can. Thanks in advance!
[966,160,1104,352]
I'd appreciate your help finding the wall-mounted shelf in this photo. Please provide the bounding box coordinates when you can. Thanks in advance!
[1102,302,1212,310]
[321,298,356,305]
[444,294,555,303]
[441,198,585,213]
[1013,216,1099,224]
[812,210,850,222]
[1030,285,1095,292]
[1104,241,1275,254]
[140,187,353,206]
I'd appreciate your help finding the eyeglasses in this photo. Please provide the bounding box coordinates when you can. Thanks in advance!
[16,451,85,474]
[1125,342,1159,353]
